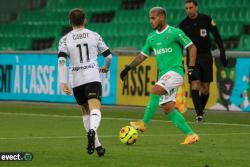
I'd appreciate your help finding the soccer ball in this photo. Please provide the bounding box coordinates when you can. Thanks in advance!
[119,126,138,145]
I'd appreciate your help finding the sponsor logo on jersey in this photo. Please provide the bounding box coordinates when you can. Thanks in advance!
[154,48,173,55]
[71,63,95,71]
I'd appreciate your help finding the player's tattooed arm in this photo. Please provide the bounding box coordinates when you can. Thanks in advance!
[120,53,147,81]
[128,53,147,68]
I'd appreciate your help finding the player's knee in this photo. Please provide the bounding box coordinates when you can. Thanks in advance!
[200,86,209,94]
[151,86,159,94]
[200,83,210,94]
[161,102,175,114]
[201,88,209,95]
[88,98,101,110]
[80,103,90,114]
[151,85,167,95]
[191,80,200,90]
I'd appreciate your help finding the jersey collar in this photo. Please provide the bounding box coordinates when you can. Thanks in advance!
[156,25,169,34]
[75,27,85,31]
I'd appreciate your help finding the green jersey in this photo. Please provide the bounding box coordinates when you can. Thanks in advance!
[141,25,192,77]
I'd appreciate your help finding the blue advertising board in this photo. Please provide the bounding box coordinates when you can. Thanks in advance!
[0,53,117,104]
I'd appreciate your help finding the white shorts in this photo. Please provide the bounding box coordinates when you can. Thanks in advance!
[156,71,183,105]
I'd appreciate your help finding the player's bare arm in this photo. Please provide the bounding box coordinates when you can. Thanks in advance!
[100,49,112,73]
[120,53,147,80]
[129,53,147,68]
[58,52,71,95]
[61,83,71,95]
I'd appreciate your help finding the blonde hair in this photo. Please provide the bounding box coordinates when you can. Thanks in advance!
[149,7,166,16]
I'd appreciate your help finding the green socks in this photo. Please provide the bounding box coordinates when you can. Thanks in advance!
[142,94,194,135]
[167,109,194,135]
[143,94,160,125]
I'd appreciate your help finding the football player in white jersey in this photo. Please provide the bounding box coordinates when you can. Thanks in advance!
[58,8,112,157]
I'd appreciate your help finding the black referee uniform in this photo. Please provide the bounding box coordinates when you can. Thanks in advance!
[179,12,227,122]
[179,13,226,82]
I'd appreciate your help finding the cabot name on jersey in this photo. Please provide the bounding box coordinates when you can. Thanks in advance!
[72,33,89,40]
[71,63,95,71]
[154,48,173,55]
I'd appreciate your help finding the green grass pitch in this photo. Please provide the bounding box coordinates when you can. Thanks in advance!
[0,102,250,167]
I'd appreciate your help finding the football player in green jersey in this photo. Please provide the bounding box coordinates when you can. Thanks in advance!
[120,7,199,144]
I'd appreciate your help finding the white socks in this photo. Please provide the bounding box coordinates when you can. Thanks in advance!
[82,112,101,147]
[93,132,101,147]
[82,115,90,132]
[90,109,101,131]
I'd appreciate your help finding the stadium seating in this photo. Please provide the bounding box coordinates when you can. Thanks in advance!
[216,22,243,39]
[113,10,148,24]
[236,35,250,51]
[0,37,32,50]
[144,0,184,10]
[46,0,120,12]
[0,0,250,50]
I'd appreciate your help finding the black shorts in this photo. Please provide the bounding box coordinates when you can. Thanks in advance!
[195,53,213,83]
[189,53,213,83]
[73,82,102,105]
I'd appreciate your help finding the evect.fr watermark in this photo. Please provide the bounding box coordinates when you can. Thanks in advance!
[0,152,33,161]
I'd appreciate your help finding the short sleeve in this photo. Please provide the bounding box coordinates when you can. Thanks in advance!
[141,37,152,57]
[176,29,193,49]
[58,35,69,55]
[94,32,109,54]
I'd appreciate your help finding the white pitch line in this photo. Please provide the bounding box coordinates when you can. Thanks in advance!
[0,132,250,141]
[0,112,80,119]
[0,112,250,127]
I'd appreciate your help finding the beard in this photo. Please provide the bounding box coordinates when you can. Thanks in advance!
[152,26,157,30]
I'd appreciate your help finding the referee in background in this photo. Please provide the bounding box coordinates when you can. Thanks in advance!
[179,0,228,123]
